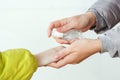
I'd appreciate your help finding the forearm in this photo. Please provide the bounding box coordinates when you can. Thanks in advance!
[88,0,120,33]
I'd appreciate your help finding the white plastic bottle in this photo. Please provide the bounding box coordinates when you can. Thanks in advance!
[52,29,82,41]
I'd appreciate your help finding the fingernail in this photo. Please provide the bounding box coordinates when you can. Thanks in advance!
[55,54,60,59]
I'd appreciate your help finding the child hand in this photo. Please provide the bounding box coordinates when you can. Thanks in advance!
[35,46,65,67]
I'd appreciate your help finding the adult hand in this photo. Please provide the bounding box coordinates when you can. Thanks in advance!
[47,38,101,68]
[48,12,96,44]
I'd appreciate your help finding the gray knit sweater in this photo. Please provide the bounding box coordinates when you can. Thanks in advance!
[89,0,120,57]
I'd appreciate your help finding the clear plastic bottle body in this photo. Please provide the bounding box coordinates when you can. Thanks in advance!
[52,29,82,41]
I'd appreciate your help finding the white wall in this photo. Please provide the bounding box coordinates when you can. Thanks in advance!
[0,0,120,80]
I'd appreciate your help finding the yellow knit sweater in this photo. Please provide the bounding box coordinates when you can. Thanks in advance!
[0,49,38,80]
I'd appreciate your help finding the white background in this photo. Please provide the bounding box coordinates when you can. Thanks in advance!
[0,0,120,80]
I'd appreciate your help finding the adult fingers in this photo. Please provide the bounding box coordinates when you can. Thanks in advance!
[69,38,79,44]
[48,53,76,68]
[48,19,67,37]
[55,46,73,60]
[46,63,58,68]
[47,57,70,68]
[54,37,70,44]
[48,21,61,37]
[56,23,73,33]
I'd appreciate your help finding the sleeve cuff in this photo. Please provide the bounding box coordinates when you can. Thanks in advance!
[98,35,118,57]
[88,8,108,33]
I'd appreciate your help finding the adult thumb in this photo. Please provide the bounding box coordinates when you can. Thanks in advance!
[55,48,70,60]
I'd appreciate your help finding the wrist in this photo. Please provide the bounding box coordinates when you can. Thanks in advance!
[34,54,41,67]
[93,39,102,53]
[85,12,96,28]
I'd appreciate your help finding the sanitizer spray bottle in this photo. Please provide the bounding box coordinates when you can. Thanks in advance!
[52,29,82,41]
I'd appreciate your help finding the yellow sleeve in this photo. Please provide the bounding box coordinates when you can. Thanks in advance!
[0,49,38,80]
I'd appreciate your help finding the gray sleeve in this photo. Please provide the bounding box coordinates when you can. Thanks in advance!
[98,25,120,57]
[88,0,120,33]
